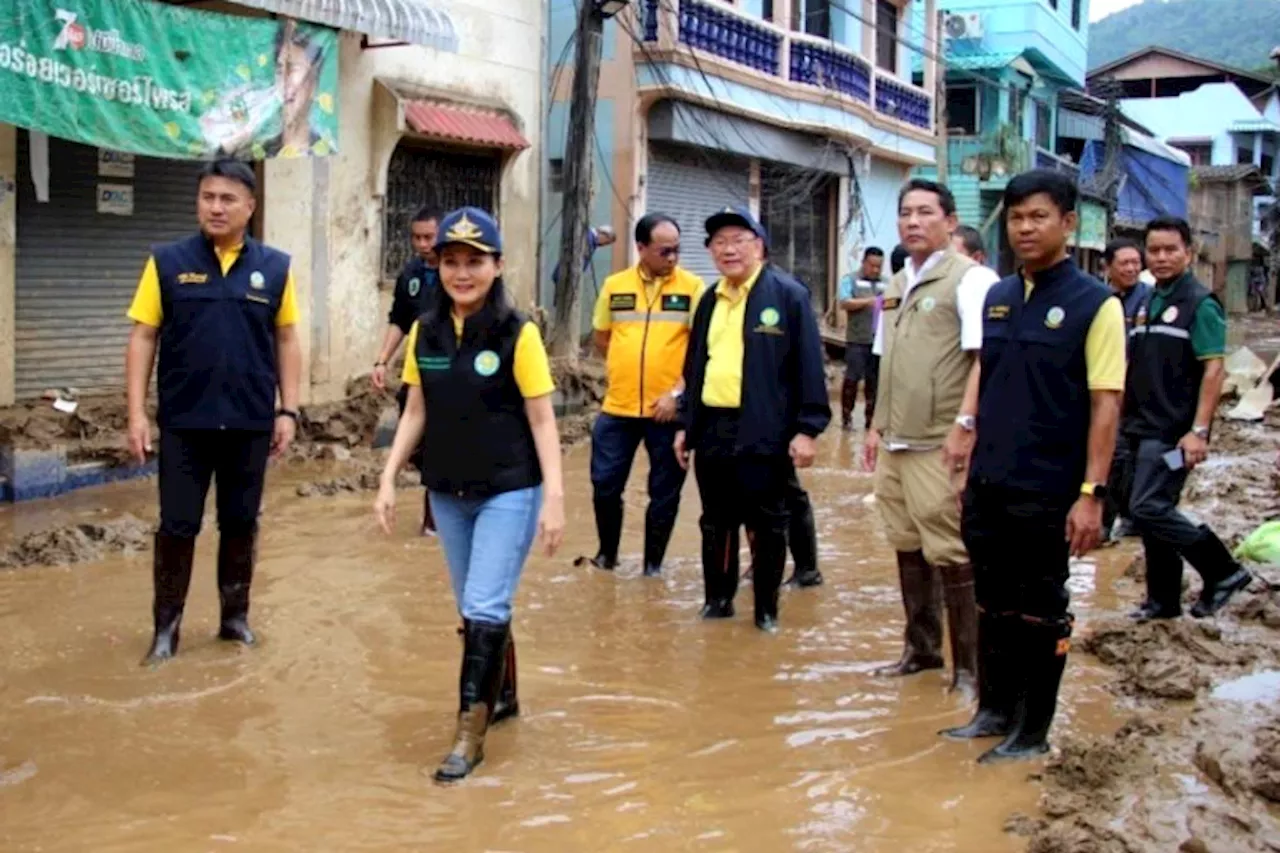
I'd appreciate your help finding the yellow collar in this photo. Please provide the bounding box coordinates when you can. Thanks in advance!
[716,264,763,300]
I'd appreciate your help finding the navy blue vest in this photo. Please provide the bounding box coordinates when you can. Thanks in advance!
[152,234,291,431]
[414,306,542,499]
[970,259,1114,497]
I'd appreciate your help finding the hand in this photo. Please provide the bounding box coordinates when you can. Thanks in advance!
[127,414,152,465]
[373,478,397,535]
[674,431,690,471]
[789,433,817,469]
[1178,431,1209,469]
[1065,496,1104,557]
[653,393,678,423]
[372,363,388,391]
[270,414,297,459]
[538,494,566,557]
[863,428,881,473]
[941,423,976,503]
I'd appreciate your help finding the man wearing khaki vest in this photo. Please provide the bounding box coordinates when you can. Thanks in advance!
[864,179,999,699]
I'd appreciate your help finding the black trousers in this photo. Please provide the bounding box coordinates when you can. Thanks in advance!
[962,482,1073,620]
[1102,438,1136,532]
[159,429,272,539]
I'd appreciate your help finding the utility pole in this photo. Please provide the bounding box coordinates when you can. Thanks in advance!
[1097,79,1124,240]
[547,0,608,360]
[933,9,949,183]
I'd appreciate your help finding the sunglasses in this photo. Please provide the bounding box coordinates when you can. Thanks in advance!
[658,245,681,258]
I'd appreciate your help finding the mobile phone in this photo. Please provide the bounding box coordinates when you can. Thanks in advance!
[1163,448,1185,471]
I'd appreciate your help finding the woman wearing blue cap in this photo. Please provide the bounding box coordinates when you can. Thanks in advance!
[374,207,565,782]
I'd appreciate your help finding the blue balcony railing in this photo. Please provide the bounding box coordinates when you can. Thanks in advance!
[642,0,660,42]
[675,0,782,75]
[789,37,871,103]
[874,74,931,131]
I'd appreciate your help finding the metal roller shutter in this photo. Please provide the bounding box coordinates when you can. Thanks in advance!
[15,132,204,398]
[645,142,750,284]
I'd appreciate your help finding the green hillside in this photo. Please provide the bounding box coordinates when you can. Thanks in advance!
[1089,0,1280,74]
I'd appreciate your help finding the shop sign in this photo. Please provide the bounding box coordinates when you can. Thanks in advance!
[0,0,340,160]
[98,148,133,177]
[1070,199,1108,252]
[96,182,133,215]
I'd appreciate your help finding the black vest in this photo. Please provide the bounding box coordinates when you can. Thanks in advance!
[153,234,290,431]
[970,259,1113,497]
[1122,271,1214,443]
[415,306,542,499]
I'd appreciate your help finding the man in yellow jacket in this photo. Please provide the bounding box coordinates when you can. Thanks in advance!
[578,214,705,576]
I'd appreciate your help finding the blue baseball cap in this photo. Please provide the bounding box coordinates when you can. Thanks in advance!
[434,206,503,255]
[704,204,767,247]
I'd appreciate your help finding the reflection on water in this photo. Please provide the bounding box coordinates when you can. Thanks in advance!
[0,428,1133,851]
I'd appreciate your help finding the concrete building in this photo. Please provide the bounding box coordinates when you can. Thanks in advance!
[542,0,940,342]
[0,0,544,406]
[912,0,1094,272]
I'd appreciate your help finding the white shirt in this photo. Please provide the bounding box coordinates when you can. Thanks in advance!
[871,251,1001,357]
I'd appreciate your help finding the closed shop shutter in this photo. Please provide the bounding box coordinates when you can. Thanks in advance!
[646,142,750,285]
[15,132,204,398]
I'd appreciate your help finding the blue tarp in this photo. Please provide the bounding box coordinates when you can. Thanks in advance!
[1081,141,1189,225]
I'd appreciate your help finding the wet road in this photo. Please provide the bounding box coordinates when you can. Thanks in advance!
[0,426,1133,852]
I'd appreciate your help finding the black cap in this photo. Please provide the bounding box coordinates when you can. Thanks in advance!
[704,204,767,247]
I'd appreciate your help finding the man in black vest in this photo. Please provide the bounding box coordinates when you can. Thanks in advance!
[675,206,831,632]
[945,170,1126,763]
[1121,217,1252,622]
[125,159,302,666]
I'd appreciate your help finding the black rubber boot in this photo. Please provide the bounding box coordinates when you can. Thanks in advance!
[699,523,737,619]
[642,511,675,578]
[1183,528,1252,618]
[751,528,787,633]
[783,491,822,588]
[142,533,197,666]
[840,378,858,430]
[1129,534,1183,621]
[434,620,509,783]
[586,497,623,570]
[978,614,1073,764]
[940,609,1013,740]
[875,551,945,676]
[941,564,979,700]
[217,531,258,646]
[492,632,520,724]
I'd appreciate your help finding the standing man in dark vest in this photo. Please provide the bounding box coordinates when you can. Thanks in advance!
[837,247,884,431]
[125,159,302,666]
[944,170,1126,762]
[675,206,830,632]
[1120,216,1252,622]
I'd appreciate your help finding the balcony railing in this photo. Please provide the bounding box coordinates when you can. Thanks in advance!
[639,0,932,132]
[1035,147,1080,182]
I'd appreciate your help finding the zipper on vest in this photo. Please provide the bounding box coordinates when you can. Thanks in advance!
[638,283,657,417]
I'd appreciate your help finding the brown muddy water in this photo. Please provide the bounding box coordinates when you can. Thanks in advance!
[2,428,1139,852]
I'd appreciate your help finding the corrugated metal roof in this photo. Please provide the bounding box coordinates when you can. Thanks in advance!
[1230,117,1280,133]
[403,101,530,150]
[944,51,1020,72]
[1192,164,1270,185]
[230,0,458,51]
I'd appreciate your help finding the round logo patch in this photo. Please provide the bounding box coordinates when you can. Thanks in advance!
[1045,307,1066,329]
[249,271,265,290]
[473,350,501,377]
[1162,306,1179,323]
[920,296,937,312]
[407,277,421,297]
[759,307,780,327]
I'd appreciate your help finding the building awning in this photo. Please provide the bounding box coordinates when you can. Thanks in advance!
[1231,118,1280,134]
[230,0,458,52]
[403,100,530,150]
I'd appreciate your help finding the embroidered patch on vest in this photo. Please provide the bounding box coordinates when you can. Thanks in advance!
[986,305,1010,320]
[759,307,780,327]
[1045,307,1066,329]
[250,271,265,290]
[416,356,451,371]
[882,297,901,310]
[177,272,208,285]
[408,277,421,297]
[610,293,637,311]
[1162,306,1179,323]
[662,294,691,312]
[245,294,270,305]
[474,350,501,377]
[919,296,937,313]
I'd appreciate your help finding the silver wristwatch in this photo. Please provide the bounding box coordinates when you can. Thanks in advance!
[1192,425,1210,440]
[955,414,976,432]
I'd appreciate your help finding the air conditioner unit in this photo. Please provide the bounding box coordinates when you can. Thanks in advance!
[943,12,984,40]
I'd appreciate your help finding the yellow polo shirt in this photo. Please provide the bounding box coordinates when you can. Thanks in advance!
[1023,278,1125,391]
[701,264,764,408]
[401,316,555,399]
[127,244,300,328]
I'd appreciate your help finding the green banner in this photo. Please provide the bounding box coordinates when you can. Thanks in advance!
[0,0,339,159]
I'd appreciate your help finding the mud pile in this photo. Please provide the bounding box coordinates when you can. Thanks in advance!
[0,394,146,464]
[0,514,152,569]
[297,375,393,447]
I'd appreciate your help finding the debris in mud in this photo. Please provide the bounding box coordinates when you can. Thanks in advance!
[1003,812,1046,837]
[298,375,392,447]
[1079,618,1253,699]
[0,394,149,461]
[296,466,418,498]
[0,515,152,569]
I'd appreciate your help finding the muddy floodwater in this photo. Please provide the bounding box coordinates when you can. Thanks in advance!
[2,428,1141,851]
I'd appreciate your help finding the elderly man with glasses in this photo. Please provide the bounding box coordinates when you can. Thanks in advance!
[578,213,706,578]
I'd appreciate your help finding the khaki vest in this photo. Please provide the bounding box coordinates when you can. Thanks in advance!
[872,250,976,447]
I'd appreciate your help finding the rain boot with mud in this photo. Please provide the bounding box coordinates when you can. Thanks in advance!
[840,378,858,431]
[580,497,622,571]
[434,620,509,783]
[1129,534,1183,621]
[874,550,944,676]
[940,609,1013,740]
[978,614,1073,764]
[142,533,197,666]
[1183,528,1252,618]
[217,531,258,646]
[751,528,787,633]
[783,497,823,588]
[941,564,979,700]
[642,511,675,578]
[457,620,519,724]
[699,523,738,619]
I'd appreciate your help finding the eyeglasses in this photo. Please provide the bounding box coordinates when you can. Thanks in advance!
[658,246,681,258]
[710,234,758,250]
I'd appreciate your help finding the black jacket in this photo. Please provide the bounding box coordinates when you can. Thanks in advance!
[679,263,831,455]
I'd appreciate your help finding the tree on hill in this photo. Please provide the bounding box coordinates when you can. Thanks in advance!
[1089,0,1280,71]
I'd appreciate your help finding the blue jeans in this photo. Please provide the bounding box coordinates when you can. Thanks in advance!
[429,486,543,624]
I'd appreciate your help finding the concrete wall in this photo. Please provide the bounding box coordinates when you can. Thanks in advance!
[0,123,13,406]
[269,1,544,403]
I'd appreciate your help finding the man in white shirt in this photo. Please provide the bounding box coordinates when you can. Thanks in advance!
[865,180,999,701]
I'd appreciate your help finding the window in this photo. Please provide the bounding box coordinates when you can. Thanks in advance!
[762,0,774,21]
[1239,146,1255,165]
[1009,88,1026,129]
[791,0,830,38]
[1071,0,1082,28]
[1174,143,1212,166]
[1262,153,1275,176]
[1034,100,1051,149]
[946,86,979,135]
[1048,0,1058,8]
[876,0,898,73]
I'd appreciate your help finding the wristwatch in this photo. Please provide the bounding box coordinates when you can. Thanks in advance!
[954,414,976,431]
[1192,425,1211,440]
[374,360,387,368]
[1080,482,1109,500]
[670,388,684,400]
[278,409,300,422]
